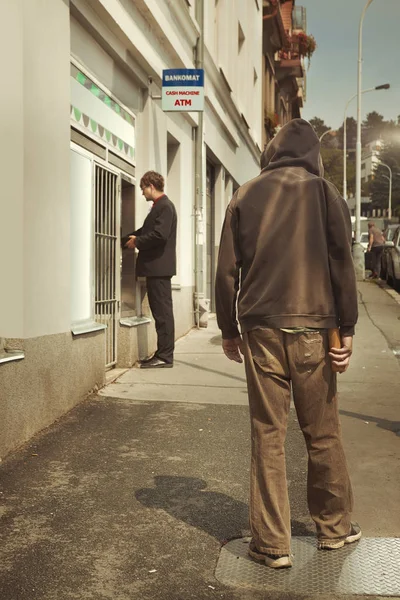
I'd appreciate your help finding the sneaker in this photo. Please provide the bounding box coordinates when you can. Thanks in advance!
[318,522,362,550]
[248,540,292,569]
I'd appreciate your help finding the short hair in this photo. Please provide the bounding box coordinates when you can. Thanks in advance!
[368,222,375,228]
[140,171,165,192]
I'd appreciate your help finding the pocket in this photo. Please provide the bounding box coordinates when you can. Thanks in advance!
[294,332,325,370]
[247,329,280,372]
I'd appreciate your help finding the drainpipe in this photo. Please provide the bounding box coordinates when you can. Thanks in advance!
[194,0,206,328]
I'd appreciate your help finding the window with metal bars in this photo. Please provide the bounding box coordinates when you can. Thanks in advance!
[94,164,120,368]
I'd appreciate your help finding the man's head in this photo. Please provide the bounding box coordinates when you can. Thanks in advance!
[368,222,375,229]
[140,171,165,201]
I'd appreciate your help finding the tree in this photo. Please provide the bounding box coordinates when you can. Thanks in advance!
[337,116,357,151]
[319,148,356,197]
[320,149,343,194]
[309,117,330,139]
[363,111,386,144]
[370,141,400,216]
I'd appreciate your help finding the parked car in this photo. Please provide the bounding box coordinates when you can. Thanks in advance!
[381,224,400,279]
[383,226,400,290]
[383,224,399,244]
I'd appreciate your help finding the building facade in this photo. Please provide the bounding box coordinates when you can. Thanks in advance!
[262,0,307,147]
[0,0,263,459]
[361,140,382,184]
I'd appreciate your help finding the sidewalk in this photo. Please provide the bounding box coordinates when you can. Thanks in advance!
[0,283,399,600]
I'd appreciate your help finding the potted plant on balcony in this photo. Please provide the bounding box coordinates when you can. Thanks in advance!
[265,111,280,138]
[297,32,317,62]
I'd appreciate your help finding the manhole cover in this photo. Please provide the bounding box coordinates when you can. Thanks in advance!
[215,537,400,596]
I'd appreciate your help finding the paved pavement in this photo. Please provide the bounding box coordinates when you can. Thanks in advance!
[0,282,399,600]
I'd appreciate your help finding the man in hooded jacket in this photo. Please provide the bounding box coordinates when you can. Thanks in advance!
[215,119,360,569]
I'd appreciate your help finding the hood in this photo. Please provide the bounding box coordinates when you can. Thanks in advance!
[260,119,323,177]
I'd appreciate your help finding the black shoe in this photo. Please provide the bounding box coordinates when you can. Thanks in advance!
[139,355,156,364]
[140,357,173,369]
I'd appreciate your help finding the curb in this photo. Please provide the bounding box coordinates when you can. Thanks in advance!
[375,280,400,306]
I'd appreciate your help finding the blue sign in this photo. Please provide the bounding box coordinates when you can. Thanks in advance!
[162,69,204,87]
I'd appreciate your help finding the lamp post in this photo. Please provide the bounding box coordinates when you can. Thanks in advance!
[380,162,393,220]
[319,129,335,143]
[354,0,375,280]
[343,84,390,201]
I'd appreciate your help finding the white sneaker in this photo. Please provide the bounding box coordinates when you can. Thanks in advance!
[248,540,293,569]
[318,522,362,550]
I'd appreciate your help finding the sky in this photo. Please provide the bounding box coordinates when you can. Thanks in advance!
[300,0,400,129]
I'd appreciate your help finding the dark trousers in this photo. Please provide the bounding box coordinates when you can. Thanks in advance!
[146,277,175,364]
[371,245,384,277]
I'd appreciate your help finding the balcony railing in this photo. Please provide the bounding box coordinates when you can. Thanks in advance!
[292,6,307,32]
[278,35,301,61]
[278,32,316,63]
[275,34,304,80]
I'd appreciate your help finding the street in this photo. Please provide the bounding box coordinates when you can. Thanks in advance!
[0,281,399,600]
[2,0,400,597]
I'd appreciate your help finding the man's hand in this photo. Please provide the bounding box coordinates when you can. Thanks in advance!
[329,335,353,373]
[222,336,244,363]
[125,235,136,249]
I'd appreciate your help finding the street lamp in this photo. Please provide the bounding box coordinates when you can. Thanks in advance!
[380,162,393,220]
[354,0,375,280]
[319,129,335,143]
[343,84,390,201]
[382,174,391,218]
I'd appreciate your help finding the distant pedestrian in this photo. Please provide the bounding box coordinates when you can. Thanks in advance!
[215,119,360,569]
[124,171,177,368]
[367,221,385,279]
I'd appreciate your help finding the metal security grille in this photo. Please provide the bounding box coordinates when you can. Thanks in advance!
[94,164,120,368]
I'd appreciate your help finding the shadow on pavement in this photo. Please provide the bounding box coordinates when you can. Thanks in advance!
[136,476,315,543]
[174,359,247,384]
[136,476,249,542]
[339,409,400,436]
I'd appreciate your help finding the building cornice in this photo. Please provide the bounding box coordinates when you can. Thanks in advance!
[163,0,200,49]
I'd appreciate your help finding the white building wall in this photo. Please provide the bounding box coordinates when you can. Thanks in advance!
[0,0,263,458]
[0,0,24,338]
[23,0,71,338]
[0,0,106,462]
[205,0,263,151]
[0,0,71,339]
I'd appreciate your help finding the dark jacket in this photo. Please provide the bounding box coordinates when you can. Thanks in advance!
[125,195,177,277]
[215,118,358,339]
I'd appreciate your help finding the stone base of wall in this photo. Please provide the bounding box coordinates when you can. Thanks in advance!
[0,330,105,460]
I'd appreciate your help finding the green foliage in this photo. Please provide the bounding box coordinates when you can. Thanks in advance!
[337,117,357,150]
[310,112,400,203]
[370,141,400,216]
[363,111,386,144]
[309,117,330,139]
[320,149,345,194]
